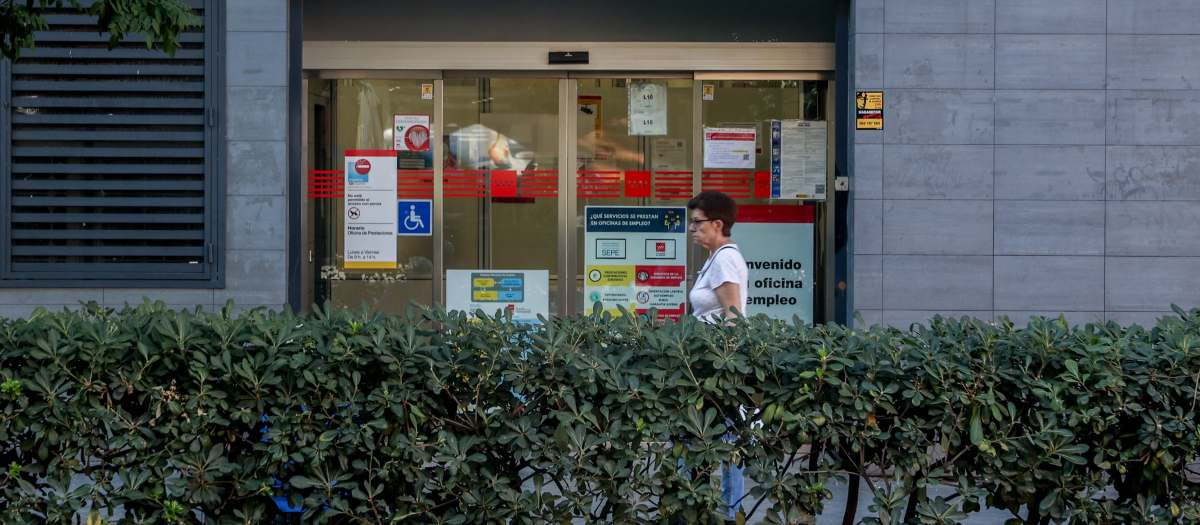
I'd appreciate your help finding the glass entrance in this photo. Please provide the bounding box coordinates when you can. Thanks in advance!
[305,74,833,321]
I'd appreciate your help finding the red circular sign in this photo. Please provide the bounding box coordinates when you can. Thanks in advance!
[404,125,430,151]
[354,158,371,175]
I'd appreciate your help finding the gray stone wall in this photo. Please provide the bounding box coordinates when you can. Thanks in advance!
[851,0,1200,328]
[0,0,291,319]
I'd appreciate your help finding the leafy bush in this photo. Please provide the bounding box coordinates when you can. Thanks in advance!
[0,300,1199,525]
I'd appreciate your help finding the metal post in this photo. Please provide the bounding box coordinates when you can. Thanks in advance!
[824,80,837,324]
[690,80,704,285]
[432,79,445,305]
[559,79,579,318]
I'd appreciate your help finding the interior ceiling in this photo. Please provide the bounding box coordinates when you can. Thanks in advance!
[302,0,837,43]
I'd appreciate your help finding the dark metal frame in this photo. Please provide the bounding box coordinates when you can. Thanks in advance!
[834,0,851,325]
[0,0,227,288]
[287,0,304,311]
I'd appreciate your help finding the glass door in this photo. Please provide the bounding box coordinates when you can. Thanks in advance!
[700,79,832,323]
[442,78,561,317]
[308,79,436,313]
[573,78,695,318]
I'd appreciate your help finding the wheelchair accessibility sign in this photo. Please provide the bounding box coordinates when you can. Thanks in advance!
[398,199,432,236]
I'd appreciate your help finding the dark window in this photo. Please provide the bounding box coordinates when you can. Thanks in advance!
[0,0,223,287]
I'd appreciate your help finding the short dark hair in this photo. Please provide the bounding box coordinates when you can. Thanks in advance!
[687,190,737,236]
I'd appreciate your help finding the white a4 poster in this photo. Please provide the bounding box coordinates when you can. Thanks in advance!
[628,83,667,136]
[584,206,688,321]
[344,150,397,269]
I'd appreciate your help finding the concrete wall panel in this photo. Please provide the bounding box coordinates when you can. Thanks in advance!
[883,255,994,310]
[1107,36,1200,90]
[1105,257,1200,311]
[1107,0,1200,35]
[996,35,1106,90]
[856,199,884,255]
[854,254,884,310]
[994,255,1105,311]
[1106,201,1200,256]
[855,0,885,33]
[856,33,884,87]
[885,34,994,89]
[1106,146,1200,200]
[1107,91,1200,146]
[996,90,1106,145]
[883,200,993,255]
[884,145,994,199]
[994,200,1105,255]
[884,0,995,34]
[855,144,884,199]
[994,146,1105,200]
[886,90,995,145]
[996,0,1105,34]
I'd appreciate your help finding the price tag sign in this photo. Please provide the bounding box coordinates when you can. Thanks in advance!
[628,83,667,136]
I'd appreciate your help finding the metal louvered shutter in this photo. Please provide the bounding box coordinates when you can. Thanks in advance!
[0,0,223,286]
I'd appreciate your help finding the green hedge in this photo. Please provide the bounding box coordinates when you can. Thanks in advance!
[1,301,1199,525]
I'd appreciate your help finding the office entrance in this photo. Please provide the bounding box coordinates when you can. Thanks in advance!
[303,70,834,321]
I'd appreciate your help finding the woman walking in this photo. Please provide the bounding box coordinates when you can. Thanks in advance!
[687,190,749,520]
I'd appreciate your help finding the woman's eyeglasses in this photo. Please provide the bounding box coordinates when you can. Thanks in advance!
[689,218,715,229]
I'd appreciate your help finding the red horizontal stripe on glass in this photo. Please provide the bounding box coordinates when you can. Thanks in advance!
[702,171,752,175]
[738,204,816,223]
[308,170,344,175]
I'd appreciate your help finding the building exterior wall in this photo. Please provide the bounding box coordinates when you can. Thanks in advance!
[0,0,292,319]
[851,0,1200,327]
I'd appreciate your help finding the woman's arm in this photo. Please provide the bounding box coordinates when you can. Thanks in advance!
[714,282,741,323]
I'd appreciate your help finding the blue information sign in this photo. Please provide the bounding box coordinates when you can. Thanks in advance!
[397,199,432,236]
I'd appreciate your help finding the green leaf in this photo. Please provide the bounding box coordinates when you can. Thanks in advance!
[969,409,983,445]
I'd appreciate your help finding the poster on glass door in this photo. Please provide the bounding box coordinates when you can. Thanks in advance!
[393,114,430,152]
[446,270,549,324]
[343,150,397,269]
[770,120,828,199]
[584,206,688,321]
[628,83,667,136]
[732,205,815,322]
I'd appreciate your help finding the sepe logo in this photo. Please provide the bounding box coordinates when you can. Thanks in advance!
[405,125,430,151]
[354,159,372,175]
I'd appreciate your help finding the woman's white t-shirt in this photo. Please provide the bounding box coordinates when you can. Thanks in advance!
[690,244,749,323]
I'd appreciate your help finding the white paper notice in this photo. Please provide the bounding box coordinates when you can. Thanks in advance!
[628,83,667,136]
[703,128,756,169]
[393,114,430,152]
[652,139,687,172]
[773,120,828,199]
[344,150,398,269]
